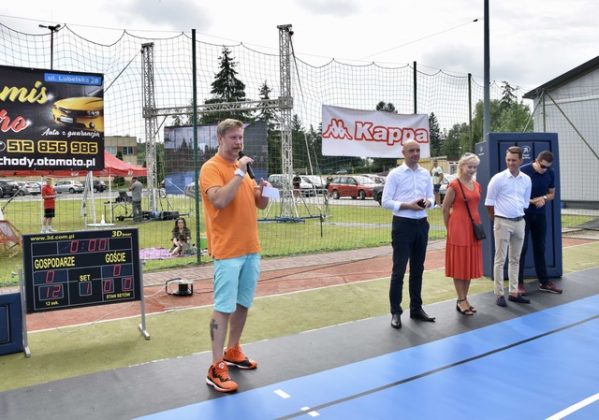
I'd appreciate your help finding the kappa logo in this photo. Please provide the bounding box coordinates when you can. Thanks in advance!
[323,118,353,139]
[323,118,429,146]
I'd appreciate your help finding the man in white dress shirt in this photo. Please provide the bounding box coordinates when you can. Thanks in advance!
[382,140,436,329]
[484,146,532,307]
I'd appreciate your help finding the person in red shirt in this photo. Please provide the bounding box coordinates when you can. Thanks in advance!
[41,177,57,233]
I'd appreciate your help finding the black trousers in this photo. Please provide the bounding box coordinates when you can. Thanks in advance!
[518,212,549,285]
[132,200,142,222]
[389,216,429,315]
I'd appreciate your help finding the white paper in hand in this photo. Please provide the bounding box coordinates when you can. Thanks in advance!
[261,186,280,199]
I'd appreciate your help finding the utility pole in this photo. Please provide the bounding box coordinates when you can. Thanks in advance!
[39,24,61,69]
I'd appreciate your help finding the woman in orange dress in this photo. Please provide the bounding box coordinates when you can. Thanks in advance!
[443,153,483,315]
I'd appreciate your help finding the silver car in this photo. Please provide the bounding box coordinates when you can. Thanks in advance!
[55,180,85,193]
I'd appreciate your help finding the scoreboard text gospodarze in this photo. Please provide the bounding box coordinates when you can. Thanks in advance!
[23,229,141,313]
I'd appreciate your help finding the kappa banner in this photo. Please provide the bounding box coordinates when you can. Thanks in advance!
[321,105,430,158]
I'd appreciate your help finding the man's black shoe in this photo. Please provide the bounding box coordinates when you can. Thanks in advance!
[508,294,531,304]
[410,308,436,322]
[390,313,402,329]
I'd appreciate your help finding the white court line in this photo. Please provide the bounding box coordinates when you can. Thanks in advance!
[274,389,291,399]
[546,393,599,420]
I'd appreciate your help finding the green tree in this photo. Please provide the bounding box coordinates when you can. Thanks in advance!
[201,47,250,124]
[500,81,517,109]
[257,81,281,175]
[471,98,532,145]
[442,122,470,160]
[429,112,442,157]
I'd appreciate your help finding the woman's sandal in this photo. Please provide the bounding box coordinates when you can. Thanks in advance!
[456,299,474,316]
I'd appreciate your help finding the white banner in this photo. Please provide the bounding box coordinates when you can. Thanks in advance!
[321,105,430,158]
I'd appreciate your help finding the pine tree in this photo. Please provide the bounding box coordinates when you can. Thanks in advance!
[429,113,442,157]
[201,47,250,124]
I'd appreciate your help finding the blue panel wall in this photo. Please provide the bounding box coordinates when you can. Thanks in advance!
[476,133,562,279]
[0,293,24,356]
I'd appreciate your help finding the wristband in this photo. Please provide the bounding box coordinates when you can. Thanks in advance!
[234,168,245,178]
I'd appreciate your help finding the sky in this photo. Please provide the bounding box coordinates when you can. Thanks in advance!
[2,0,599,92]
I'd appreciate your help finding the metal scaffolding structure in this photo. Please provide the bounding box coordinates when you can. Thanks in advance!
[141,42,158,212]
[141,25,299,219]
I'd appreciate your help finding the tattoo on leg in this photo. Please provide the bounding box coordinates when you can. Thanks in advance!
[210,319,218,341]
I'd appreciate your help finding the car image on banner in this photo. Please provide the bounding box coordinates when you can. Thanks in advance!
[51,90,104,132]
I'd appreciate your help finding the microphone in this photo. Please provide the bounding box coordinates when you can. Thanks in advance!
[238,151,255,179]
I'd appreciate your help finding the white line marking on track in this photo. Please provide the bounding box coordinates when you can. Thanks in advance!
[274,389,291,399]
[546,393,599,420]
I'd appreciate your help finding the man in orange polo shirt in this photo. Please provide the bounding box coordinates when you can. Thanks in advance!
[200,119,270,393]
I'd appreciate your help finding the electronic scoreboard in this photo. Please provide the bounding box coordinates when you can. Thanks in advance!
[22,228,141,313]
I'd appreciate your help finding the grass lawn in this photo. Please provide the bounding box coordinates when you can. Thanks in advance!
[0,195,594,287]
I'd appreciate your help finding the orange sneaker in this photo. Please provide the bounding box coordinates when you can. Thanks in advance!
[224,345,258,370]
[206,361,238,393]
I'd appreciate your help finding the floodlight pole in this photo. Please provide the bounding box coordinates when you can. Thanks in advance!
[39,24,61,70]
[483,0,491,140]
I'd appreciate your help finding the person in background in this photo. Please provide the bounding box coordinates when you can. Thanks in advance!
[485,146,532,307]
[518,150,563,295]
[382,140,436,329]
[200,118,270,393]
[41,177,57,233]
[431,159,444,206]
[443,153,483,316]
[129,176,143,222]
[170,217,192,256]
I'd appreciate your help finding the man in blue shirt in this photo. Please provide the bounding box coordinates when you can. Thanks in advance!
[518,150,563,295]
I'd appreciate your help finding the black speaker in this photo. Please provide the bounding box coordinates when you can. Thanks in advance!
[160,211,180,220]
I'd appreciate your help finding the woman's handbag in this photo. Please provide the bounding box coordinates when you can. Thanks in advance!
[457,180,486,241]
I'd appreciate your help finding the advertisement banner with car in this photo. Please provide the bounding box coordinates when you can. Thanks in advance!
[321,105,430,158]
[0,65,104,171]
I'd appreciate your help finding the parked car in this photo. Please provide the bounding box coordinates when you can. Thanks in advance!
[373,184,384,205]
[301,175,325,194]
[0,180,20,197]
[15,181,30,196]
[439,174,457,203]
[267,174,313,196]
[26,181,41,195]
[327,175,378,200]
[363,174,386,185]
[93,179,106,192]
[55,180,84,193]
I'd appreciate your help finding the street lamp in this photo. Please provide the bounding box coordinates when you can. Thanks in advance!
[38,24,61,69]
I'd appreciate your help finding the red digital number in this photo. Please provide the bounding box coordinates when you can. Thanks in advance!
[98,238,108,251]
[102,279,114,294]
[70,240,79,253]
[122,277,133,291]
[45,270,55,284]
[51,285,62,298]
[88,239,97,252]
[113,264,121,277]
